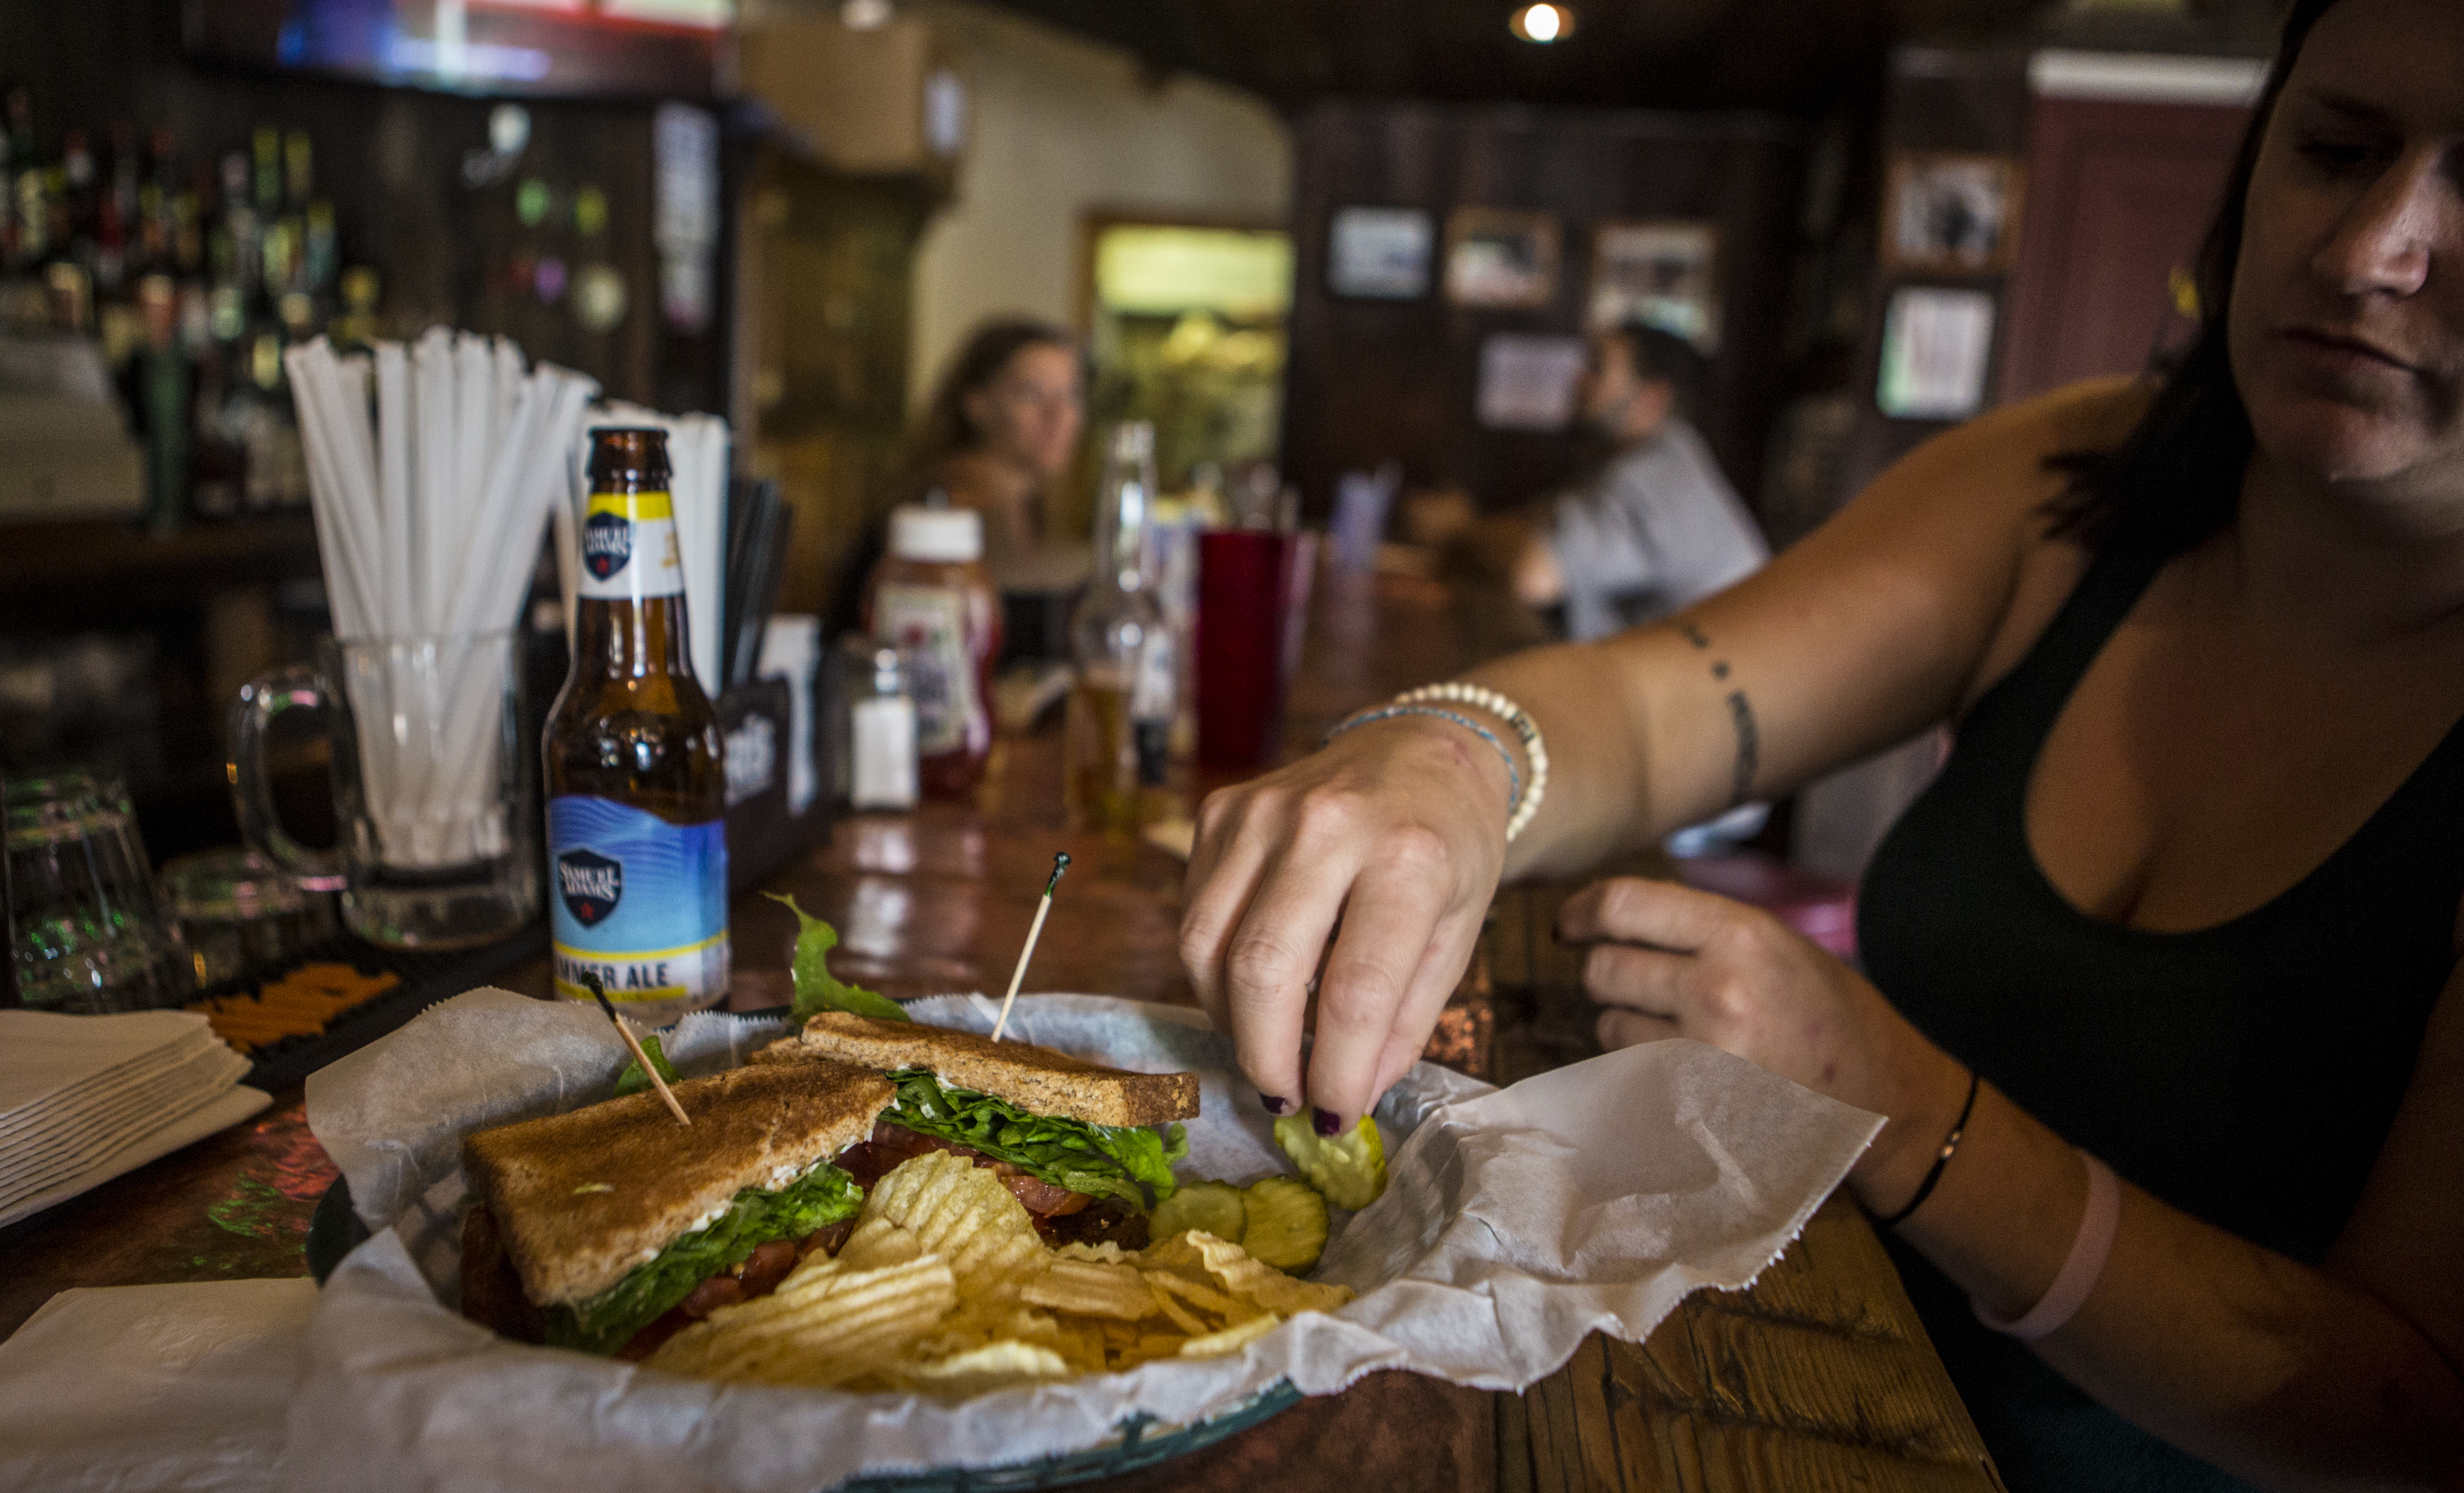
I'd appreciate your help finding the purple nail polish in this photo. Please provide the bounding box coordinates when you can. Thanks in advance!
[1313,1107,1341,1138]
[1260,1093,1290,1115]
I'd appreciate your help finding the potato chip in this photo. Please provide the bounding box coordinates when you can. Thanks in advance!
[862,1152,1047,1306]
[1142,1276,1210,1337]
[1053,1241,1134,1266]
[1179,1312,1283,1360]
[831,1213,924,1275]
[1141,1268,1256,1323]
[1138,1231,1354,1317]
[647,1255,956,1387]
[1022,1258,1155,1322]
[898,1340,1072,1396]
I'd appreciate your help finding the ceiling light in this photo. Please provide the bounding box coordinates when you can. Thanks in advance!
[1509,4,1573,43]
[841,0,893,30]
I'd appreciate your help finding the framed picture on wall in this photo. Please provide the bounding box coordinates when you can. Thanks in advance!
[1444,208,1559,309]
[1327,206,1435,299]
[1877,286,1998,420]
[1587,219,1721,351]
[1882,153,2025,275]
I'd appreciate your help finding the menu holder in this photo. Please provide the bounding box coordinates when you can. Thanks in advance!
[716,677,830,893]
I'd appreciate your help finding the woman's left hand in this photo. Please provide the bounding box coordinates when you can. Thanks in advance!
[1557,875,1967,1211]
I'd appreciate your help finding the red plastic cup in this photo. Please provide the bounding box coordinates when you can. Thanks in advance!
[1195,530,1315,773]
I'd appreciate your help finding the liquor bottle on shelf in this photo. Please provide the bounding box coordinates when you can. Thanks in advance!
[1065,421,1178,838]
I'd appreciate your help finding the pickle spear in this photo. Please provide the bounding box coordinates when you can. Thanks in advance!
[1148,1179,1247,1245]
[1237,1176,1330,1274]
[1272,1112,1388,1211]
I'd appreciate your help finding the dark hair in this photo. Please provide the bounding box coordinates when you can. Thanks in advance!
[1605,320,1709,418]
[2046,0,2346,554]
[902,318,1076,476]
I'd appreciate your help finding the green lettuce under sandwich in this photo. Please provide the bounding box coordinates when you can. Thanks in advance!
[752,1011,1200,1218]
[460,1059,893,1358]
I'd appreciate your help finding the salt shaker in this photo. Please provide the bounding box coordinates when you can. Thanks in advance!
[848,641,920,812]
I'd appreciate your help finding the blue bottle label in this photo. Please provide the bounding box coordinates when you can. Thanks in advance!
[547,795,729,1004]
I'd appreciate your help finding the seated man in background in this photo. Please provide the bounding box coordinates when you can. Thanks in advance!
[1513,321,1769,642]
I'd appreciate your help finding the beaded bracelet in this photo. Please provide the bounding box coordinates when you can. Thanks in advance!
[1394,682,1549,840]
[1325,706,1521,822]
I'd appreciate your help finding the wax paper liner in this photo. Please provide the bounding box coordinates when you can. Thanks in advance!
[285,989,1880,1493]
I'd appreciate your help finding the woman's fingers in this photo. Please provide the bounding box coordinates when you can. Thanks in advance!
[1358,904,1488,1112]
[1179,786,1274,1030]
[1301,838,1455,1127]
[1214,818,1373,1112]
[1556,875,1740,951]
[1598,1007,1681,1051]
[1581,940,1692,1018]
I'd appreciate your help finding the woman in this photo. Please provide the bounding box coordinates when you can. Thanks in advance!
[1179,0,2464,1485]
[901,318,1086,559]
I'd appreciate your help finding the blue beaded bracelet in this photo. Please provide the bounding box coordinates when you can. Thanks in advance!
[1324,705,1522,819]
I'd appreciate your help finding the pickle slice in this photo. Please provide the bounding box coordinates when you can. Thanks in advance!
[1148,1179,1247,1246]
[1271,1112,1388,1211]
[1237,1176,1330,1275]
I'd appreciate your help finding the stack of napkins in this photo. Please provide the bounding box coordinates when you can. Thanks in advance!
[0,1009,271,1229]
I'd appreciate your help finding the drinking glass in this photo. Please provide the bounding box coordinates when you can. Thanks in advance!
[230,630,538,951]
[5,771,192,1013]
[1195,530,1316,772]
[159,847,338,989]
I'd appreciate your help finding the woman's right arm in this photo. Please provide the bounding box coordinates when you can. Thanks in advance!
[1179,379,2149,1124]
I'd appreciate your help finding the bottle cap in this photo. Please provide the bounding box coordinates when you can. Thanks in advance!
[889,504,982,563]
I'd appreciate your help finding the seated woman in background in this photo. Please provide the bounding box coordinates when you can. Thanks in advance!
[830,319,1085,636]
[1177,0,2464,1486]
[900,318,1085,560]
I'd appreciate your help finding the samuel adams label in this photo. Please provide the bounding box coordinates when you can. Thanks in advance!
[557,849,623,926]
[542,428,730,1018]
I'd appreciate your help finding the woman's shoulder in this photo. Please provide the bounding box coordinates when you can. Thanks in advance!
[1794,377,2155,716]
[1886,376,2154,511]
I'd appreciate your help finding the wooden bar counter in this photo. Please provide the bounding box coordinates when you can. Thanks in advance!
[0,564,2004,1492]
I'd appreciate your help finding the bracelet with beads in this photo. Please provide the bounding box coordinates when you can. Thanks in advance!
[1324,706,1520,822]
[1393,682,1549,840]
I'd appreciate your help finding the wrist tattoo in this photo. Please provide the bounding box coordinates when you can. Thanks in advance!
[1725,689,1760,805]
[1679,620,1759,805]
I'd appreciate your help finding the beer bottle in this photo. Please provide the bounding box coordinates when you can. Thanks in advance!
[1065,422,1174,837]
[543,428,729,1021]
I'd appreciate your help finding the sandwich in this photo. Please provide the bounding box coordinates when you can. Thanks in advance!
[751,1011,1198,1246]
[460,1058,894,1359]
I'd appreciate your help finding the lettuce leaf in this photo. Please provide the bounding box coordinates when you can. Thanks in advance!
[612,1034,680,1098]
[883,1068,1187,1206]
[766,893,909,1025]
[543,1161,864,1357]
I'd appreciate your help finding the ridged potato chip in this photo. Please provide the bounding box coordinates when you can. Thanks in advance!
[1022,1258,1156,1321]
[1142,1267,1256,1323]
[862,1151,1048,1307]
[897,1339,1072,1395]
[1138,1231,1353,1317]
[1179,1312,1283,1359]
[647,1254,957,1387]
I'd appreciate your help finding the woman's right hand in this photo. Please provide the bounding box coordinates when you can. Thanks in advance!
[1178,716,1513,1132]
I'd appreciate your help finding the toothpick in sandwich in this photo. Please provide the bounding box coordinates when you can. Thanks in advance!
[583,971,690,1127]
[990,853,1069,1043]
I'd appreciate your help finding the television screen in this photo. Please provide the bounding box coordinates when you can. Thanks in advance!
[184,0,730,100]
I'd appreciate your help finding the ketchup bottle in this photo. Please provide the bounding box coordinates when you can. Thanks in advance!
[862,505,1000,797]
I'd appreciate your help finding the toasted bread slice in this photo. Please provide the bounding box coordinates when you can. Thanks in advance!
[461,1058,892,1307]
[753,1011,1200,1129]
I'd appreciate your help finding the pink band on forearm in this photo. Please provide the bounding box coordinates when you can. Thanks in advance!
[1975,1151,2120,1341]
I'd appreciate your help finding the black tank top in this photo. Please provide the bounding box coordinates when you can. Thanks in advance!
[1858,539,2458,1491]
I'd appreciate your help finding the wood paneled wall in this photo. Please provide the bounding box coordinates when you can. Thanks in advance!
[1280,101,1806,517]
